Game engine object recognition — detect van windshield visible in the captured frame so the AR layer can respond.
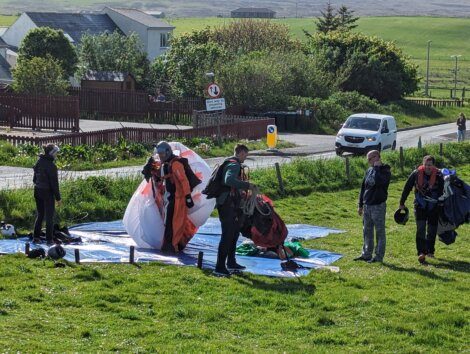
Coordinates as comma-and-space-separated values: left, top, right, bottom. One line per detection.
343, 117, 381, 132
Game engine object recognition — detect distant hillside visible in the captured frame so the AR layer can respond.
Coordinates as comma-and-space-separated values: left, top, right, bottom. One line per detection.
0, 0, 469, 18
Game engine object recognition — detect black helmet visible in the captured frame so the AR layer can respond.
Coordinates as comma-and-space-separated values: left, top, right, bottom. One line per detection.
394, 207, 409, 225
155, 141, 172, 162
47, 244, 66, 260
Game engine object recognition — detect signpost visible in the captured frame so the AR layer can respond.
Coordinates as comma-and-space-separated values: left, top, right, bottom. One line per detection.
204, 82, 224, 145
205, 98, 226, 112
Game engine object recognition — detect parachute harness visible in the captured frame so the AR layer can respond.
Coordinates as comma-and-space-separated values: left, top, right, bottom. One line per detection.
242, 186, 272, 217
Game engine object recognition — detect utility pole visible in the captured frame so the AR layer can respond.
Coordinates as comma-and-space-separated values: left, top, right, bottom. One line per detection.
425, 40, 431, 96
295, 1, 298, 18
450, 55, 461, 98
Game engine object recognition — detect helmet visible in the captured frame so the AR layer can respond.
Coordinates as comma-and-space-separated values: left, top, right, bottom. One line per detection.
394, 207, 409, 225
47, 244, 66, 260
0, 222, 16, 238
155, 141, 172, 162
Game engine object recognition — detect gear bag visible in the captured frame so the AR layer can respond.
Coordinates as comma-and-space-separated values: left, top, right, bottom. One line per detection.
202, 159, 237, 199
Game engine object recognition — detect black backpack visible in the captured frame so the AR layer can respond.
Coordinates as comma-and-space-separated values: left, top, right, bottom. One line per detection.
202, 159, 237, 199
171, 157, 202, 192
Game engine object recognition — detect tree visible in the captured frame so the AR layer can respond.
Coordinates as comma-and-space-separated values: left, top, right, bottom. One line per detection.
316, 1, 340, 34
77, 32, 150, 88
18, 27, 78, 77
12, 56, 69, 95
308, 32, 419, 102
337, 5, 359, 31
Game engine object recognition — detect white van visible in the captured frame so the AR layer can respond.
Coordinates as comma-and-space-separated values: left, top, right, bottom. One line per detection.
335, 113, 397, 156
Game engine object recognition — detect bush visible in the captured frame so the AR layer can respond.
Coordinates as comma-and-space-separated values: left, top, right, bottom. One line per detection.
329, 91, 382, 113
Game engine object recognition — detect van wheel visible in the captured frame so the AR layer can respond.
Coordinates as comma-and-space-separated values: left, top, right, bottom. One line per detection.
392, 141, 397, 151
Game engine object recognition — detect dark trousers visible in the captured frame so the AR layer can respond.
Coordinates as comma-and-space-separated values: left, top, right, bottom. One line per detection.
162, 196, 175, 252
33, 188, 55, 242
415, 206, 438, 255
216, 196, 241, 270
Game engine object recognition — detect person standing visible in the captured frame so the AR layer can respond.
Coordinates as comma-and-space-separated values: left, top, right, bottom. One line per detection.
355, 150, 391, 263
153, 141, 196, 252
33, 144, 61, 245
399, 155, 444, 264
214, 144, 255, 276
457, 112, 466, 142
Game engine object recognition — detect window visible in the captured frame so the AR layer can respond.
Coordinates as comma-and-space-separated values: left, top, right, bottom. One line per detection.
160, 32, 171, 48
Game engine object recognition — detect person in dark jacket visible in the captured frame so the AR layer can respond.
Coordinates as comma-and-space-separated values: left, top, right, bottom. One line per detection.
457, 112, 466, 142
33, 144, 61, 245
214, 144, 255, 276
355, 150, 391, 263
399, 155, 444, 264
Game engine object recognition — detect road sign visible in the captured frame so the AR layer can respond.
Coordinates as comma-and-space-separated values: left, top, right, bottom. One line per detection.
207, 83, 221, 98
206, 98, 226, 111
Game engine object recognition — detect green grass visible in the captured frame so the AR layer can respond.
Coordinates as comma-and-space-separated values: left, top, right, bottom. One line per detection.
0, 163, 468, 352
170, 16, 470, 98
0, 138, 295, 171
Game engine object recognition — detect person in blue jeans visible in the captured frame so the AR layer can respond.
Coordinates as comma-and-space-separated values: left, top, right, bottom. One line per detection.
457, 112, 466, 142
355, 150, 391, 263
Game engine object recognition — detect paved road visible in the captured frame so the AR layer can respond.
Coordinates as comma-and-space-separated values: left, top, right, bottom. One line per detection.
0, 124, 464, 190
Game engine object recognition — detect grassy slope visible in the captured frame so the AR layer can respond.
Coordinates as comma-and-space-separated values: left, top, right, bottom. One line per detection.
170, 16, 470, 96
0, 165, 468, 352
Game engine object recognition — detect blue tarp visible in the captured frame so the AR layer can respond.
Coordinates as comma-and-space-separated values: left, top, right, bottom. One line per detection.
0, 218, 344, 278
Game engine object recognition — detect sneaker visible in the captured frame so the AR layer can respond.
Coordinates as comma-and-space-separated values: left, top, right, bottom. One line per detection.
418, 254, 426, 264
227, 263, 246, 271
367, 258, 382, 263
213, 268, 231, 277
353, 255, 372, 262
32, 238, 42, 244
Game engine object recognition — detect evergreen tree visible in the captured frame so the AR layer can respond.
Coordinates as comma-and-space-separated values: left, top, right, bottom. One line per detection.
337, 5, 359, 31
316, 1, 339, 34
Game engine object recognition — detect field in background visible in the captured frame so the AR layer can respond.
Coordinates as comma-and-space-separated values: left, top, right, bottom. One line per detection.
0, 15, 469, 98
170, 16, 470, 98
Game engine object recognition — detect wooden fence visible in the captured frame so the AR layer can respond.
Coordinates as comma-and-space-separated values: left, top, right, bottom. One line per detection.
0, 118, 274, 147
0, 93, 80, 132
69, 88, 204, 125
405, 98, 464, 108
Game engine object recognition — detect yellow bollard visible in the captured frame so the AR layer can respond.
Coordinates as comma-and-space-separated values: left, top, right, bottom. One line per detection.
267, 124, 278, 150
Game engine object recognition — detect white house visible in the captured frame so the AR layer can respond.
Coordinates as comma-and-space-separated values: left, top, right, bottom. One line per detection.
104, 7, 174, 60
0, 8, 174, 82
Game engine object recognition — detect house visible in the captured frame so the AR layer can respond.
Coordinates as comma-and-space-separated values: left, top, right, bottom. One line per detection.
231, 8, 276, 18
0, 8, 174, 82
81, 70, 137, 91
104, 7, 174, 60
145, 11, 165, 19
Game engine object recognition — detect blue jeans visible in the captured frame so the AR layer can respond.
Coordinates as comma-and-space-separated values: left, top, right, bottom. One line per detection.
457, 130, 466, 142
362, 202, 387, 261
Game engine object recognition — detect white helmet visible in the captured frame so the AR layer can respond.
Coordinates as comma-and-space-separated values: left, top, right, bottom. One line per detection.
0, 222, 16, 238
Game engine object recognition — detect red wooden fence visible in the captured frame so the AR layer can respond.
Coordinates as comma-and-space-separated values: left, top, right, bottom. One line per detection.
0, 119, 274, 147
0, 93, 80, 132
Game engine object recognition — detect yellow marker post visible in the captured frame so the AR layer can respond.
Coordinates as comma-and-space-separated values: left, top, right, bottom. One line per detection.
266, 124, 278, 150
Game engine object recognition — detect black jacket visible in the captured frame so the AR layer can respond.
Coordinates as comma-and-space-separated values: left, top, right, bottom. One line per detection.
359, 164, 391, 207
33, 154, 61, 201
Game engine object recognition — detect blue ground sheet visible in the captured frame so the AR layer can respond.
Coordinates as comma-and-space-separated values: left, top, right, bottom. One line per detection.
0, 218, 344, 278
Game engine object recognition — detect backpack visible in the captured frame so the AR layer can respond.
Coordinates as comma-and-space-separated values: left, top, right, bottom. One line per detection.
170, 157, 202, 192
202, 159, 237, 199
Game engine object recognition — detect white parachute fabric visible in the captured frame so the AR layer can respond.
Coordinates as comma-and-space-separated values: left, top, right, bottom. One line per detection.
123, 142, 215, 249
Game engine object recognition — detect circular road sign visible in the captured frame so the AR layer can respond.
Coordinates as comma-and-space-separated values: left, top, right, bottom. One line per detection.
207, 83, 221, 98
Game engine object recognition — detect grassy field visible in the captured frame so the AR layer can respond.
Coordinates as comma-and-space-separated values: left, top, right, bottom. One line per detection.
169, 16, 470, 98
0, 15, 468, 97
0, 162, 468, 352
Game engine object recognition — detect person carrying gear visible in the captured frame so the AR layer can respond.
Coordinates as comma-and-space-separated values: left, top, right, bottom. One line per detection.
152, 141, 196, 252
32, 144, 62, 245
214, 144, 256, 277
355, 150, 391, 263
399, 155, 444, 264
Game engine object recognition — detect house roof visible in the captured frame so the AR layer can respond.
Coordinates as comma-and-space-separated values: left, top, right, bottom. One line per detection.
0, 55, 12, 82
25, 12, 120, 43
231, 8, 276, 13
83, 70, 134, 82
106, 8, 174, 29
